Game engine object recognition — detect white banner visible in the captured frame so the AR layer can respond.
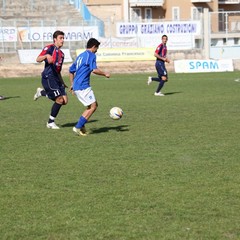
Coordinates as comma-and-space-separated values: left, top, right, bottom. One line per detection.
18, 26, 99, 42
174, 59, 234, 73
76, 48, 155, 62
18, 49, 73, 64
139, 34, 195, 50
0, 27, 18, 42
98, 37, 138, 48
116, 21, 201, 37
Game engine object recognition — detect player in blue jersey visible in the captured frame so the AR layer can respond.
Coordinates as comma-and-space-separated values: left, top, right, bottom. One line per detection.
147, 35, 170, 96
33, 30, 68, 129
69, 38, 110, 136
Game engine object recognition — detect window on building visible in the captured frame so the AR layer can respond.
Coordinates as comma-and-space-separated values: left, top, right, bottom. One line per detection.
218, 9, 225, 32
191, 7, 202, 20
145, 8, 152, 22
131, 8, 141, 22
172, 7, 180, 21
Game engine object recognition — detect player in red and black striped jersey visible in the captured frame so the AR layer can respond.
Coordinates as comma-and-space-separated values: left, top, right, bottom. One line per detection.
34, 30, 68, 129
147, 35, 170, 96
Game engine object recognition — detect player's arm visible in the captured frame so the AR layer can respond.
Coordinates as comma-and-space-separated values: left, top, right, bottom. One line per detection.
92, 68, 110, 78
69, 72, 74, 88
58, 73, 68, 88
69, 72, 75, 94
36, 54, 53, 63
154, 52, 170, 63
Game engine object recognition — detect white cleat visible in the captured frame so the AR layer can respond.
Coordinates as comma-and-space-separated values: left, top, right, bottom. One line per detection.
34, 87, 43, 101
154, 92, 165, 96
46, 122, 60, 129
147, 76, 152, 85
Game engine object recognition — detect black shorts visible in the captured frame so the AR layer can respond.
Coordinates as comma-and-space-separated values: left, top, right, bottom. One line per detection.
155, 61, 168, 80
41, 73, 66, 100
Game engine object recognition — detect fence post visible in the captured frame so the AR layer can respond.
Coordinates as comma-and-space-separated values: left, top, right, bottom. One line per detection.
203, 8, 210, 59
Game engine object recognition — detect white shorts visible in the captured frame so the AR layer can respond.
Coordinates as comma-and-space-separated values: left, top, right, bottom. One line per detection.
74, 87, 96, 106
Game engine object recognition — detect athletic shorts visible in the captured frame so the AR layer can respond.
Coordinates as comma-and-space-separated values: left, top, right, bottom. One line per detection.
41, 73, 66, 100
155, 61, 168, 80
74, 87, 96, 106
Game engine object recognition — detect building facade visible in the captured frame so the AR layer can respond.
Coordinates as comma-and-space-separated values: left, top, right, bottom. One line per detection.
83, 0, 240, 22
83, 0, 240, 47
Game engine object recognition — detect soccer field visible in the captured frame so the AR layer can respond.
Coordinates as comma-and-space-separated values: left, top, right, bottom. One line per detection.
1, 71, 240, 239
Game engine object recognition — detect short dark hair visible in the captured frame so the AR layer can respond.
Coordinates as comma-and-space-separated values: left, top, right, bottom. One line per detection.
53, 30, 65, 39
86, 38, 100, 48
162, 34, 168, 39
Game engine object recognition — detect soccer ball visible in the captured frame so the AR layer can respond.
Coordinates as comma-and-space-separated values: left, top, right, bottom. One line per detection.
109, 107, 123, 120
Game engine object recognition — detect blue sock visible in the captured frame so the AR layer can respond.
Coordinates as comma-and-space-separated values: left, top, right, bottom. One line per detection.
76, 116, 87, 129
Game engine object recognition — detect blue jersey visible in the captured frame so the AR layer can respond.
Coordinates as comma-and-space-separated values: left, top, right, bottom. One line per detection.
69, 50, 97, 91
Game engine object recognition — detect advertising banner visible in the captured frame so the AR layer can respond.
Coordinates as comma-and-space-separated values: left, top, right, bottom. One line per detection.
0, 27, 18, 42
98, 37, 138, 48
174, 59, 234, 73
116, 21, 201, 37
18, 26, 99, 42
139, 34, 195, 50
18, 49, 73, 63
76, 48, 155, 62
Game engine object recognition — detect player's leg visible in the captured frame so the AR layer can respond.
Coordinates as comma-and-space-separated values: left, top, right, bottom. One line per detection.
42, 76, 67, 129
155, 78, 166, 96
155, 65, 168, 96
33, 87, 46, 100
147, 61, 161, 85
82, 101, 98, 120
73, 88, 97, 136
47, 96, 64, 129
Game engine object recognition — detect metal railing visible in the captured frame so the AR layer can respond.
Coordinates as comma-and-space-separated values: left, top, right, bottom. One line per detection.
1, 9, 240, 53
69, 0, 104, 36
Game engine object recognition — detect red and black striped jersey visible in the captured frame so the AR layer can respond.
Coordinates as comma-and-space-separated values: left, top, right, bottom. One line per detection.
38, 44, 64, 74
155, 43, 167, 61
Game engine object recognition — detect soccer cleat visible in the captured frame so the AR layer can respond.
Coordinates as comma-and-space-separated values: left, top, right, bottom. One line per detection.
73, 127, 87, 136
34, 87, 43, 101
147, 76, 152, 85
154, 92, 165, 96
46, 122, 60, 129
80, 126, 88, 134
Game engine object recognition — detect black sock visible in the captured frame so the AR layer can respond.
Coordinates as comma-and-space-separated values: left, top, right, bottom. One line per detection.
152, 77, 161, 82
41, 90, 46, 97
48, 102, 62, 123
156, 80, 165, 93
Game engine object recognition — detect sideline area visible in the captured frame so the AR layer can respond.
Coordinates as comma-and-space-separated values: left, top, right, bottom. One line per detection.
0, 53, 163, 78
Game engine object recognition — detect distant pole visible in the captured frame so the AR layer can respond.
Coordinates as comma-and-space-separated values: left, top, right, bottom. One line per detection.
2, 0, 6, 14
123, 0, 129, 22
30, 0, 33, 11
203, 8, 210, 59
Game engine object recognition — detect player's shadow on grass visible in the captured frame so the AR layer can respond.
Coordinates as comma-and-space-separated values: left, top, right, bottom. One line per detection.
61, 119, 98, 128
0, 96, 20, 100
164, 91, 182, 95
90, 125, 129, 134
164, 92, 182, 95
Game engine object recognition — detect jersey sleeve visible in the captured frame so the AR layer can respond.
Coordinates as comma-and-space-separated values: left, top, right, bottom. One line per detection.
69, 61, 76, 74
38, 45, 52, 57
90, 55, 97, 71
155, 43, 163, 55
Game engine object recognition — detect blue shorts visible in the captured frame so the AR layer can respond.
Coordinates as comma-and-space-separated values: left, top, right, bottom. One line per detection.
155, 61, 168, 80
41, 73, 66, 100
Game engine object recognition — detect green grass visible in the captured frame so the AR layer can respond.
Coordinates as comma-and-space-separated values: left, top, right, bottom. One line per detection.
1, 71, 240, 240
